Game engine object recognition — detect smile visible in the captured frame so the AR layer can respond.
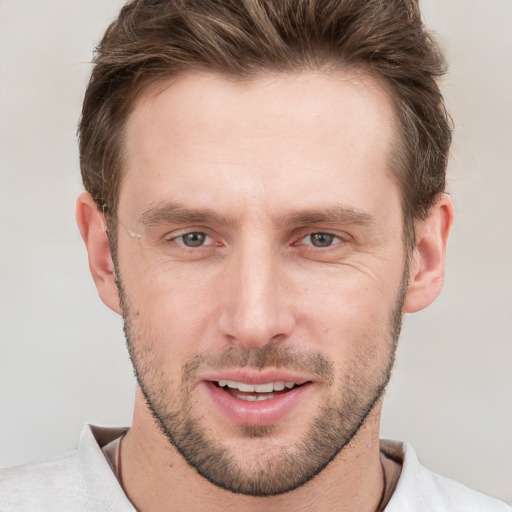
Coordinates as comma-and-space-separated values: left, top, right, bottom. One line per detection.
216, 380, 302, 402
205, 377, 311, 425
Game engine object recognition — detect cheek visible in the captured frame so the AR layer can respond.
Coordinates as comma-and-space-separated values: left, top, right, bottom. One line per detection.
295, 266, 401, 353
120, 260, 223, 358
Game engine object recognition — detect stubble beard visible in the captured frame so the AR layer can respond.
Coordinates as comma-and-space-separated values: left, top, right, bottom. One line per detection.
116, 270, 407, 497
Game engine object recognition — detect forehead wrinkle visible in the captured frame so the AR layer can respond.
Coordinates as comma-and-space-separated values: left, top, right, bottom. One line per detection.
139, 201, 242, 228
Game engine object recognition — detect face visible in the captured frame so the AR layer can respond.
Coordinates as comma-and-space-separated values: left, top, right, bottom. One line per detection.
115, 71, 408, 496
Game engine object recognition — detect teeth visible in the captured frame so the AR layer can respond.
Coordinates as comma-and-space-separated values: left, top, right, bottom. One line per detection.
254, 382, 273, 393
237, 394, 273, 401
218, 380, 297, 392
238, 382, 254, 392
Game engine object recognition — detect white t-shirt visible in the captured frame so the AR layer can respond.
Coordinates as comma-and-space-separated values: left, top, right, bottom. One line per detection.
0, 424, 510, 511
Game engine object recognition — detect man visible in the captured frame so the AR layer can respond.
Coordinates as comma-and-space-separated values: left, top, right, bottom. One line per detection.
0, 0, 510, 510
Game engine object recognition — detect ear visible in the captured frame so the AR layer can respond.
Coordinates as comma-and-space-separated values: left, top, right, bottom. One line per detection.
76, 192, 122, 315
403, 194, 454, 314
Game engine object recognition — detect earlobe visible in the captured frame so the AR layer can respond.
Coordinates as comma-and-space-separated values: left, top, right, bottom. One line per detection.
76, 192, 122, 315
403, 194, 454, 314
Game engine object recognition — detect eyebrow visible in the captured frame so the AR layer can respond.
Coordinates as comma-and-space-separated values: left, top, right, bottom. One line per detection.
138, 201, 375, 229
139, 202, 241, 228
274, 206, 375, 228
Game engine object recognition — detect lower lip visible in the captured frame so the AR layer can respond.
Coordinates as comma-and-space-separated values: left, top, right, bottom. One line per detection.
203, 381, 312, 426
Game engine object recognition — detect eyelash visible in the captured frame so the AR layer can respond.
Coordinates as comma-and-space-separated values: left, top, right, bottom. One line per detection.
298, 232, 345, 249
166, 231, 347, 250
167, 232, 215, 248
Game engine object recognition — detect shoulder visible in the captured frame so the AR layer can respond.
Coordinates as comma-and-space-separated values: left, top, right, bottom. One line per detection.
0, 451, 86, 511
381, 440, 512, 512
0, 424, 133, 512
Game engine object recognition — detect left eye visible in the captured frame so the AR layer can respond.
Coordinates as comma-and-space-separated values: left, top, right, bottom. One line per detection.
173, 232, 211, 248
302, 232, 340, 248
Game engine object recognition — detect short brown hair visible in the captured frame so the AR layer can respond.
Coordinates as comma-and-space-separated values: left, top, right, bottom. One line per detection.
78, 0, 451, 248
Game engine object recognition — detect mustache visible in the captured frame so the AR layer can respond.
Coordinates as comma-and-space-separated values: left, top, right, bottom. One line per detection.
182, 344, 335, 385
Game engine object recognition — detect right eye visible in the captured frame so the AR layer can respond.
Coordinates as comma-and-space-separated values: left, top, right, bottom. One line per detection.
171, 232, 212, 248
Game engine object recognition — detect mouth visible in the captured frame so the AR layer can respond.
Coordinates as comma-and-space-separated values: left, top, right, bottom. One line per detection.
203, 376, 313, 426
214, 380, 306, 402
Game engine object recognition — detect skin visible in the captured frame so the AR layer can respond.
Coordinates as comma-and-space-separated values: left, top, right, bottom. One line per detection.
77, 70, 453, 512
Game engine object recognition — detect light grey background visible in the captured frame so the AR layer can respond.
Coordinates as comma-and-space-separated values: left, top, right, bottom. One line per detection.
1, 0, 511, 504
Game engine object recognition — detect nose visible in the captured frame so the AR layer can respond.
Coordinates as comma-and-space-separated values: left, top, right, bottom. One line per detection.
218, 238, 296, 349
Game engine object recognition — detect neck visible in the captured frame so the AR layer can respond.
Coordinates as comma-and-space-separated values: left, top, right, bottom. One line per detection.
120, 388, 385, 512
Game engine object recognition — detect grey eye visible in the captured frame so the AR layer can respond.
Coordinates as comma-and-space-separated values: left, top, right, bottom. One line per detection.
180, 232, 207, 247
309, 233, 335, 247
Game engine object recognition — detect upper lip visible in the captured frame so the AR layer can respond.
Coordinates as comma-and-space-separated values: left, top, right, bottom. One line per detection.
200, 369, 313, 386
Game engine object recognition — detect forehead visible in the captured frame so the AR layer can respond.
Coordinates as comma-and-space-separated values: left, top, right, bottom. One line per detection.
119, 70, 399, 223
